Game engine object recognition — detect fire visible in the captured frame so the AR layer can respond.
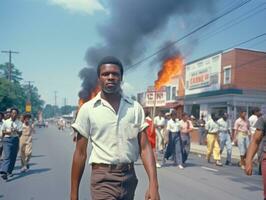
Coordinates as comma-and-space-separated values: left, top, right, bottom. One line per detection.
78, 85, 100, 107
155, 56, 184, 90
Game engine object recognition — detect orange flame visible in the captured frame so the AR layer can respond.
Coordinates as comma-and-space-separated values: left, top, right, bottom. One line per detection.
155, 56, 184, 90
78, 85, 101, 108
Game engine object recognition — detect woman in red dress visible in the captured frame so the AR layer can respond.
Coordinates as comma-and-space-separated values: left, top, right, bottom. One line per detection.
145, 110, 161, 168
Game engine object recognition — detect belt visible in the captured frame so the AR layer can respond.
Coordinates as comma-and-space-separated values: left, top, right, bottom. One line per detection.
91, 162, 134, 171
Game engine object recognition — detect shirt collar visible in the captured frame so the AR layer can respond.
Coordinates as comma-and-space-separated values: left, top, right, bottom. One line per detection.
93, 91, 133, 107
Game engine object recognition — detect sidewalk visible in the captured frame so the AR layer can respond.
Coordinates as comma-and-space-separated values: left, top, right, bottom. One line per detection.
190, 142, 240, 161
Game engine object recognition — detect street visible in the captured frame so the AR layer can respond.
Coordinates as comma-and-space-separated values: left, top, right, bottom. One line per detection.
0, 125, 263, 200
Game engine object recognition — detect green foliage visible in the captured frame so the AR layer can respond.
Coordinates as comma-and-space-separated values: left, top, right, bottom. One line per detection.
0, 63, 23, 83
0, 63, 44, 117
43, 104, 77, 119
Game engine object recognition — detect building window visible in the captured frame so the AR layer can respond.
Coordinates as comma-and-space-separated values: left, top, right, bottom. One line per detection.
224, 65, 231, 84
171, 87, 176, 100
166, 86, 171, 101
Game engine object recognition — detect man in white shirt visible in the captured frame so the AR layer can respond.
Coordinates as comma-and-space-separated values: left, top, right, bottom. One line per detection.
217, 113, 232, 165
0, 108, 23, 180
71, 56, 160, 200
154, 111, 166, 153
163, 110, 184, 169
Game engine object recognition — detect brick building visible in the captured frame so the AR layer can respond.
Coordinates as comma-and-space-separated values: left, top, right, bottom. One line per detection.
184, 48, 266, 128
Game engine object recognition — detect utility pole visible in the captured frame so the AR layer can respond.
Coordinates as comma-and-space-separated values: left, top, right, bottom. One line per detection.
1, 50, 19, 82
25, 81, 34, 101
54, 91, 58, 107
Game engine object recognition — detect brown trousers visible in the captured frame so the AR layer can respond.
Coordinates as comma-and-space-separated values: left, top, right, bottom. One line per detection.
20, 135, 32, 167
90, 165, 138, 200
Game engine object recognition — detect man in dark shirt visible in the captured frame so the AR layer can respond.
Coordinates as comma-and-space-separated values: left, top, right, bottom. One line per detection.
245, 116, 266, 200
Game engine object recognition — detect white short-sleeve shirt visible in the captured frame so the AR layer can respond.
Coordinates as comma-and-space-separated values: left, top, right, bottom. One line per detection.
1, 118, 23, 137
166, 118, 180, 133
72, 92, 148, 164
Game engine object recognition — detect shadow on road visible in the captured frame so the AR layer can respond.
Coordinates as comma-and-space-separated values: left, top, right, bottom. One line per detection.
14, 163, 38, 171
31, 154, 46, 158
0, 195, 4, 199
7, 168, 51, 182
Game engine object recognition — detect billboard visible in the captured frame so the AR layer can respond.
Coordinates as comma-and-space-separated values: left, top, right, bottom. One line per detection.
185, 53, 221, 95
145, 86, 166, 107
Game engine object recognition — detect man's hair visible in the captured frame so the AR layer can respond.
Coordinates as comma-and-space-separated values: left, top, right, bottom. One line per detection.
10, 107, 19, 114
97, 56, 124, 78
252, 107, 260, 114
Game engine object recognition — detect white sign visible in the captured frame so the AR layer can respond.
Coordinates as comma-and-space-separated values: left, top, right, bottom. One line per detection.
185, 53, 221, 95
145, 91, 166, 107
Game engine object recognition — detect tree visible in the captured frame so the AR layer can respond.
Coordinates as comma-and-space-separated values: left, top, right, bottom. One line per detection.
0, 62, 44, 117
0, 63, 23, 83
60, 105, 77, 115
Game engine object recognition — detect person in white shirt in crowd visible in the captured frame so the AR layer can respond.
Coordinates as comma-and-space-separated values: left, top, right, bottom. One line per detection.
20, 113, 35, 172
154, 111, 166, 153
217, 113, 232, 165
249, 107, 261, 141
163, 110, 184, 169
206, 113, 223, 166
179, 113, 193, 165
0, 112, 4, 161
0, 108, 23, 180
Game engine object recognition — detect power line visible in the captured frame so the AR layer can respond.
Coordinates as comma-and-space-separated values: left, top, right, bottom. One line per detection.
126, 0, 253, 72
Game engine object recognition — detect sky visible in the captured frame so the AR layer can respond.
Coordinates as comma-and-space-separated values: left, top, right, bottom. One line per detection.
0, 0, 266, 107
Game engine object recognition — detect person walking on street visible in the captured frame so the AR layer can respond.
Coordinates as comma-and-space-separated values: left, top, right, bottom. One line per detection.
145, 110, 161, 168
0, 108, 23, 180
163, 110, 184, 169
154, 111, 166, 153
198, 114, 206, 145
234, 110, 250, 169
179, 113, 193, 165
206, 113, 223, 166
71, 56, 160, 200
245, 115, 266, 200
20, 113, 34, 172
217, 113, 232, 165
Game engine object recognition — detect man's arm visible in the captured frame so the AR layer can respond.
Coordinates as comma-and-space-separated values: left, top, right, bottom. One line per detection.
245, 130, 263, 176
138, 130, 160, 200
71, 132, 88, 200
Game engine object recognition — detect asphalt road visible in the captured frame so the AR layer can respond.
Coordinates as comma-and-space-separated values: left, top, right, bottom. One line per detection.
0, 125, 263, 200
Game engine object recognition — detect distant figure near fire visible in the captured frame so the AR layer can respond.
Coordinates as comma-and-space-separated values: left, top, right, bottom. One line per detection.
71, 56, 160, 200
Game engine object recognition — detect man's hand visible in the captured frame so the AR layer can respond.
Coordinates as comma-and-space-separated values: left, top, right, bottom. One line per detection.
145, 184, 160, 200
245, 160, 253, 176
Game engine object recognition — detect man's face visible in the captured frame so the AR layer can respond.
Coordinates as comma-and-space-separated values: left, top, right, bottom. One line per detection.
99, 64, 122, 94
4, 112, 10, 120
10, 110, 18, 120
240, 112, 246, 118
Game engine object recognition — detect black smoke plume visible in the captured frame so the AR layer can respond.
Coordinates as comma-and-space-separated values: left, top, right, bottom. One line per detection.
79, 0, 215, 100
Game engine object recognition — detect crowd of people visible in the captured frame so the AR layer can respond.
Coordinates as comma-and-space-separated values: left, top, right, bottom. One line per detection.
0, 108, 35, 181
144, 107, 264, 171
